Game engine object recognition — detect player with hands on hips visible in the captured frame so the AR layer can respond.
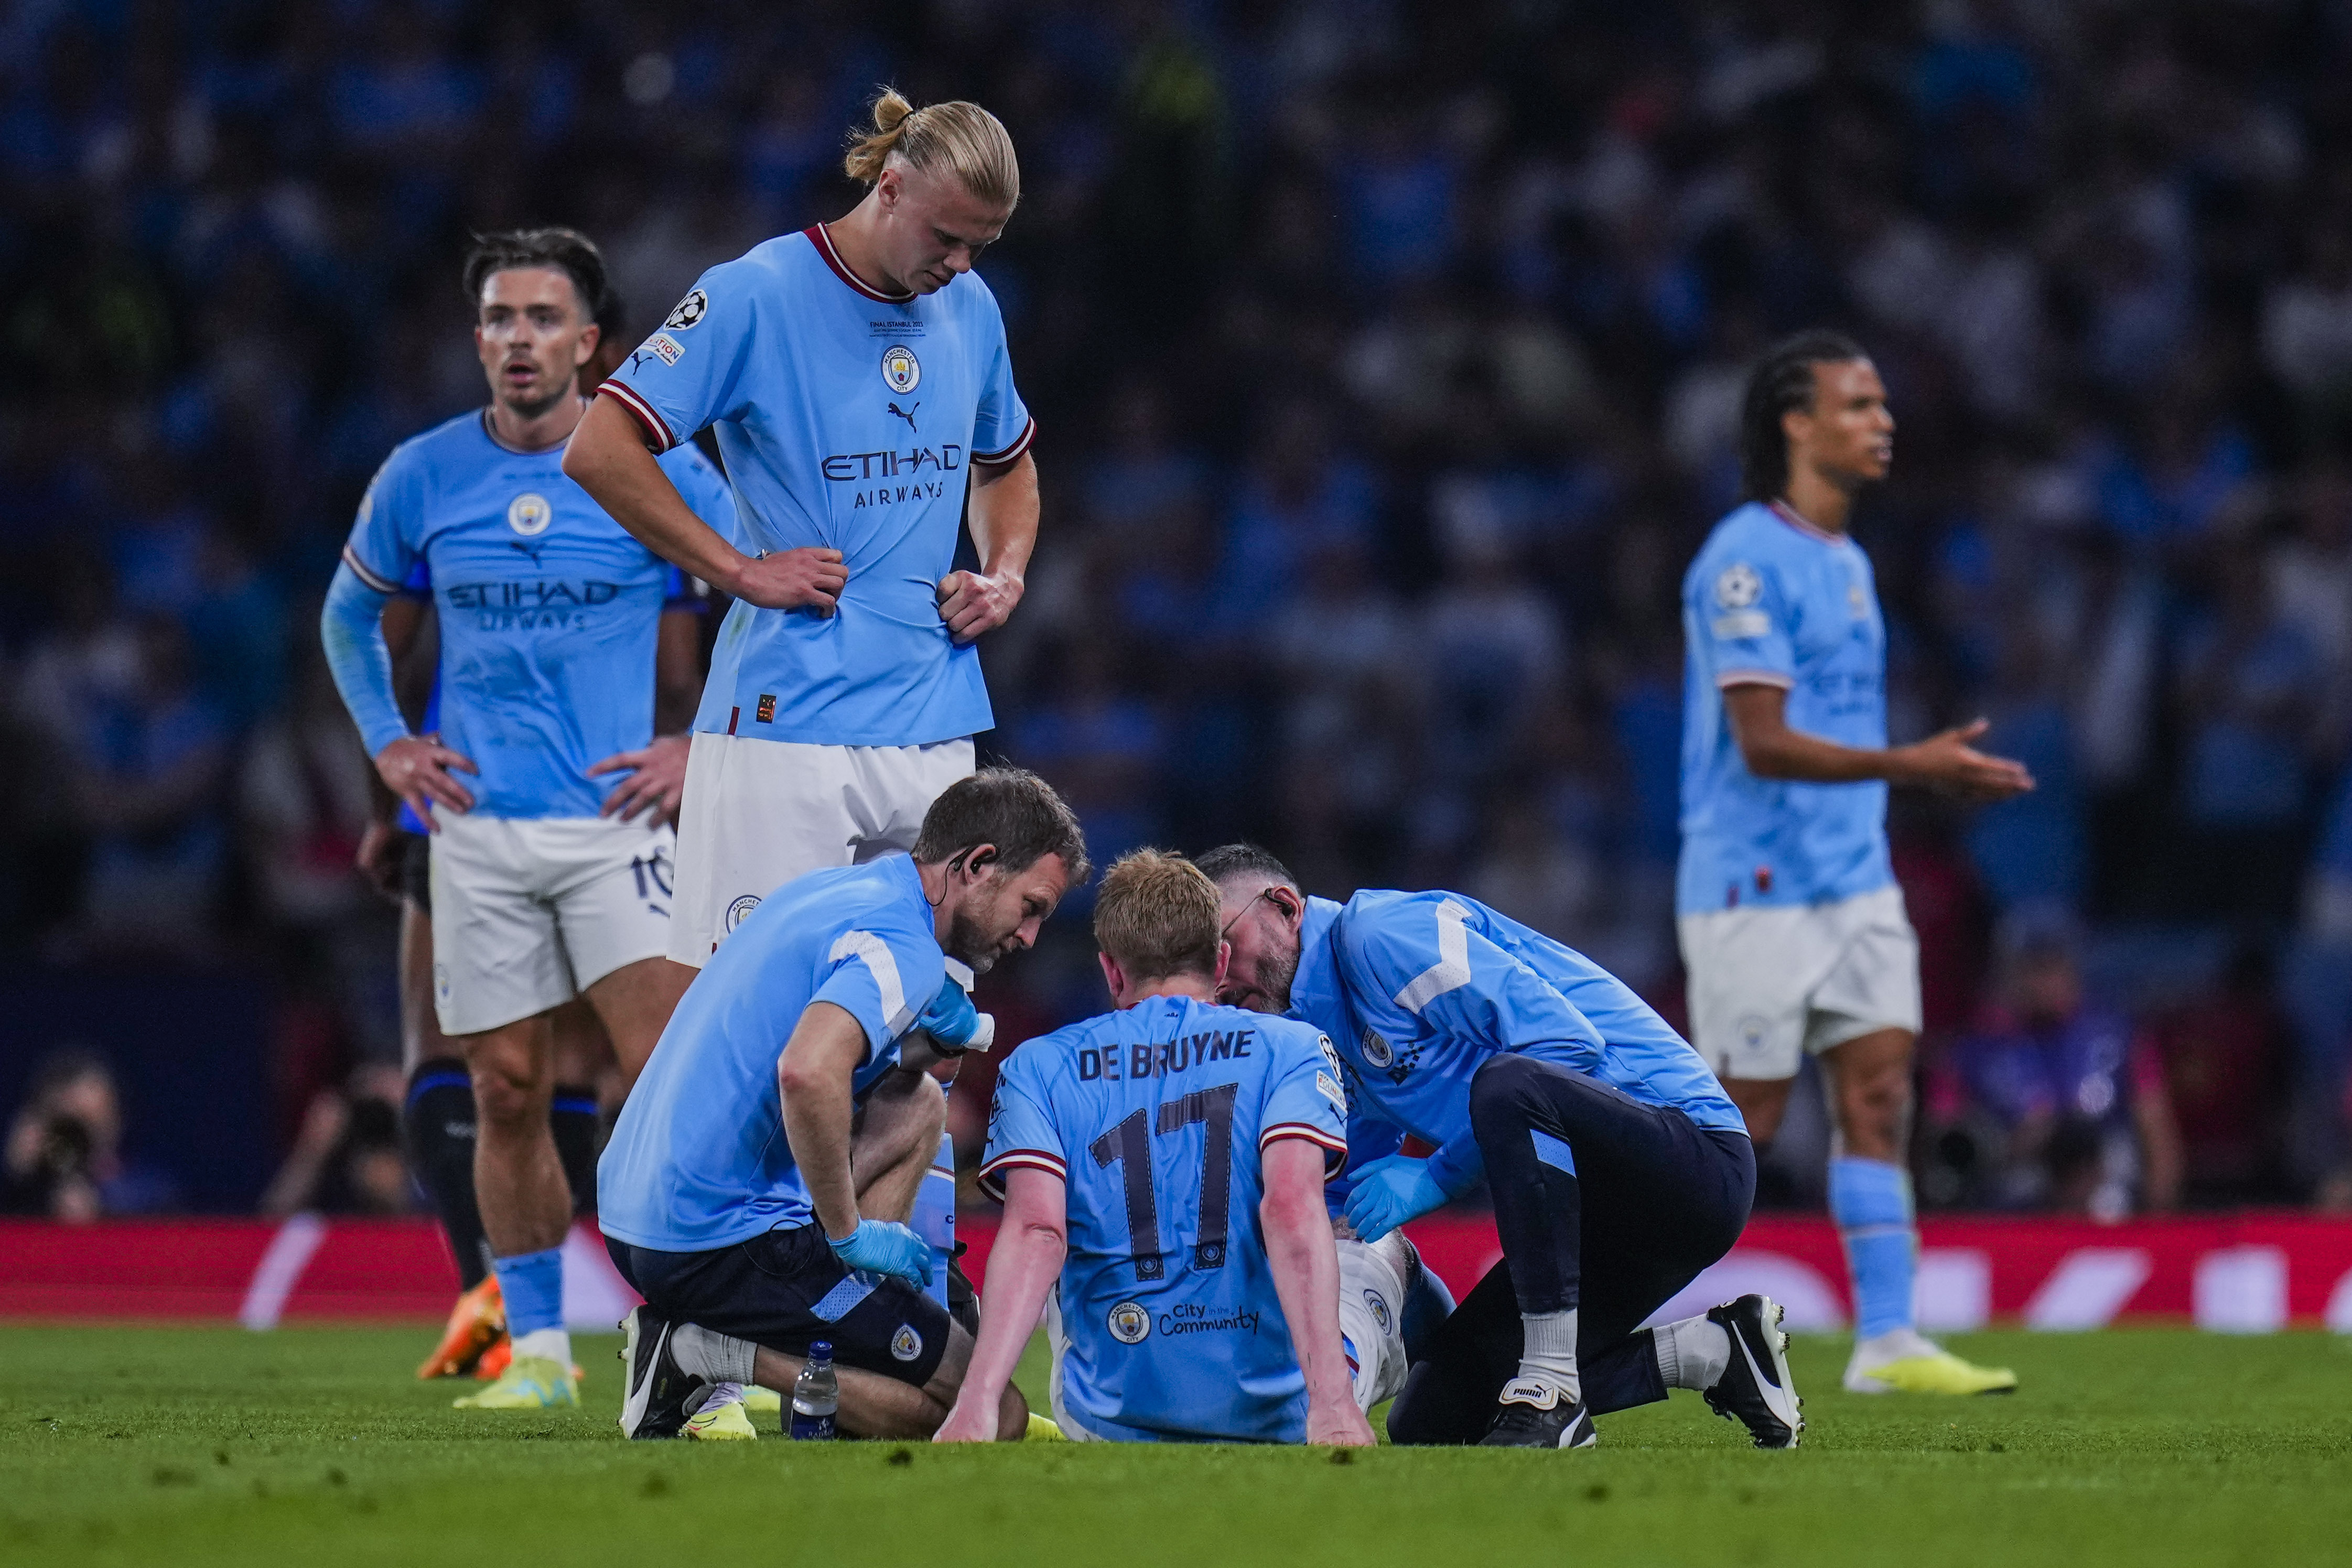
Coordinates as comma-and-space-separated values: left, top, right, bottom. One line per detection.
319, 229, 733, 1414
563, 90, 1040, 975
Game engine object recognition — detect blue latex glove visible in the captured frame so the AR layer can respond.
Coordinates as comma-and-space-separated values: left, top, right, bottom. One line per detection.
828, 1218, 933, 1289
1342, 1154, 1449, 1242
914, 975, 989, 1053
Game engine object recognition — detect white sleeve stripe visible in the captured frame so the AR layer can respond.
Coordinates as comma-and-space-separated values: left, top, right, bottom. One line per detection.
829, 931, 911, 1035
1715, 669, 1794, 689
340, 546, 403, 596
972, 415, 1036, 466
1395, 898, 1473, 1013
598, 379, 676, 452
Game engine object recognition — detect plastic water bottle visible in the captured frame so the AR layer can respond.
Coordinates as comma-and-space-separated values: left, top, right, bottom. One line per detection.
790, 1342, 838, 1440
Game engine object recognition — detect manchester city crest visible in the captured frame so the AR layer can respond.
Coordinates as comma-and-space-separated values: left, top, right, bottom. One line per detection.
1365, 1289, 1393, 1335
1360, 1028, 1394, 1069
890, 1324, 923, 1361
507, 493, 552, 536
725, 894, 762, 932
880, 343, 921, 394
1108, 1300, 1151, 1344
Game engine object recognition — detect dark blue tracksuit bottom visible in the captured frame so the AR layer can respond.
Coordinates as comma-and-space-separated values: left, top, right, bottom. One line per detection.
1387, 1054, 1755, 1444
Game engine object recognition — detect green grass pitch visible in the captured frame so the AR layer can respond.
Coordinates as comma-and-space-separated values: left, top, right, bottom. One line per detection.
4, 1325, 2349, 1567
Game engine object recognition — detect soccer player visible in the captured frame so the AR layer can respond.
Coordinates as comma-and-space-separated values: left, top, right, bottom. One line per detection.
320, 228, 736, 1412
1205, 846, 1801, 1452
1678, 331, 2033, 1396
563, 90, 1038, 972
364, 559, 708, 1385
603, 770, 1085, 1441
936, 850, 1373, 1446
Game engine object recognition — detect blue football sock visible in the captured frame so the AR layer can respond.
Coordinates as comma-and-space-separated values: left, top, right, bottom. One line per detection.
1828, 1156, 1914, 1342
490, 1246, 566, 1340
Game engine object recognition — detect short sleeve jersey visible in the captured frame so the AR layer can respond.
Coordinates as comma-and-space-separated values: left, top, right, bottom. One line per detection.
342, 410, 736, 820
598, 225, 1035, 749
1287, 891, 1744, 1194
386, 556, 712, 836
1678, 500, 1894, 914
597, 855, 945, 1252
979, 995, 1348, 1444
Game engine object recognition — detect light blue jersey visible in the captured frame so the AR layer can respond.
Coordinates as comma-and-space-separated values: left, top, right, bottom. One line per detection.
979, 994, 1347, 1444
598, 855, 944, 1252
1288, 891, 1745, 1197
341, 409, 736, 820
1678, 500, 1894, 913
598, 224, 1035, 749
386, 558, 709, 836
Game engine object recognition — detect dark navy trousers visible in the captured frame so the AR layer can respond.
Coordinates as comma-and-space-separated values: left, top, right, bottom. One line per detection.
1387, 1054, 1754, 1444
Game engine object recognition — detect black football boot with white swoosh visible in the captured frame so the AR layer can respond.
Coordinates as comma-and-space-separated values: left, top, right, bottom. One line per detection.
1703, 1294, 1804, 1449
617, 1306, 711, 1441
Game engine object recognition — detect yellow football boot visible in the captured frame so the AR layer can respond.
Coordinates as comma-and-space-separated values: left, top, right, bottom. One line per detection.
683, 1398, 760, 1440
452, 1353, 580, 1409
1844, 1330, 2017, 1396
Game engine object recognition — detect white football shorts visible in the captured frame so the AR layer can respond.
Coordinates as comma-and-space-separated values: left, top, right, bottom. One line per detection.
666, 731, 976, 967
1337, 1234, 1411, 1413
1677, 883, 1923, 1083
428, 812, 678, 1036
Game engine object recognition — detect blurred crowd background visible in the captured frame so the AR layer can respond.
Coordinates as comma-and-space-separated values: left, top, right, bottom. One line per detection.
7, 0, 2352, 1222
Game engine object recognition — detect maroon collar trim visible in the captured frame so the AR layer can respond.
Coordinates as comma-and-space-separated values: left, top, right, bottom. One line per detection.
1768, 501, 1847, 545
804, 223, 915, 304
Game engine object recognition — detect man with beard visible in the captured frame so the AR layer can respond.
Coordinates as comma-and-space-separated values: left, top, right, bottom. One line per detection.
601, 770, 1087, 1440
1201, 845, 1800, 1453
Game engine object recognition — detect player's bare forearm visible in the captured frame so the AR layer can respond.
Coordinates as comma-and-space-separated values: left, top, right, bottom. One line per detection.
1261, 1140, 1375, 1446
938, 452, 1035, 643
565, 395, 750, 590
968, 451, 1038, 583
936, 1167, 1064, 1443
776, 1002, 871, 1240
1723, 682, 2034, 799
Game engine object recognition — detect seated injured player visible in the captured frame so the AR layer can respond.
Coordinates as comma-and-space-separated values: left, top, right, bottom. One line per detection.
599, 769, 1088, 1439
937, 849, 1376, 1446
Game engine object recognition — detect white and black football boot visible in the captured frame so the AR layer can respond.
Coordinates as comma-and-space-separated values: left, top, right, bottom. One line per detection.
618, 1306, 711, 1441
1477, 1377, 1598, 1450
1703, 1294, 1804, 1449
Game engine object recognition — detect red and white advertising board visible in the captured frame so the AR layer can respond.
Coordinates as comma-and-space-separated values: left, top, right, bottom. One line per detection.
7, 1212, 2352, 1333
